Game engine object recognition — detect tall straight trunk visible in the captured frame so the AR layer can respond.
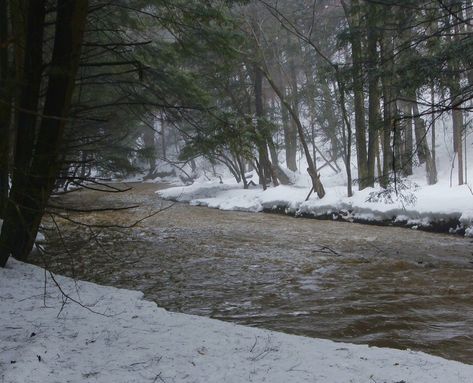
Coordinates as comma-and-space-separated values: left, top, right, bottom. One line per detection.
452, 101, 464, 185
143, 127, 156, 172
319, 72, 340, 167
447, 12, 464, 185
160, 113, 167, 159
254, 64, 272, 189
342, 0, 368, 189
444, 6, 464, 185
9, 0, 45, 199
0, 0, 89, 266
0, 0, 46, 266
280, 101, 297, 170
404, 109, 413, 176
410, 92, 437, 184
380, 30, 394, 188
0, 0, 10, 216
431, 85, 437, 183
8, 0, 27, 172
465, 1, 473, 86
366, 1, 380, 186
336, 74, 353, 197
284, 40, 298, 172
399, 99, 413, 176
453, 20, 464, 185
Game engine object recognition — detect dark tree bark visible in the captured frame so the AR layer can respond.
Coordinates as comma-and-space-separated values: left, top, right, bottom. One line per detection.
254, 64, 273, 189
0, 0, 46, 265
342, 0, 368, 190
410, 93, 437, 184
0, 0, 10, 217
366, 2, 381, 186
284, 39, 299, 172
0, 0, 89, 267
380, 29, 394, 188
336, 73, 353, 197
399, 99, 413, 176
450, 19, 464, 185
143, 126, 156, 173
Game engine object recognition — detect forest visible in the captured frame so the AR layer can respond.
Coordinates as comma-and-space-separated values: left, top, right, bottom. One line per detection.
1, 1, 473, 382
0, 0, 472, 265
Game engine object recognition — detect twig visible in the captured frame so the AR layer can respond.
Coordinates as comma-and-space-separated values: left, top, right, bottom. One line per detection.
47, 269, 113, 317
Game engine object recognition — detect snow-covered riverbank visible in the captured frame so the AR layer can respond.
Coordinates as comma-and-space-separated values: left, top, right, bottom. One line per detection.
1, 259, 472, 382
157, 172, 473, 236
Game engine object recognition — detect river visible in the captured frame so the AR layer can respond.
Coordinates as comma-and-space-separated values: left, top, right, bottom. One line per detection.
35, 182, 473, 364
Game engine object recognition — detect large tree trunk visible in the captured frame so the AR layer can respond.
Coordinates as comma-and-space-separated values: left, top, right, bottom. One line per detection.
451, 23, 464, 185
430, 85, 438, 184
366, 1, 380, 187
0, 0, 10, 217
280, 100, 296, 170
380, 29, 394, 188
0, 0, 89, 267
452, 98, 464, 185
254, 64, 273, 189
283, 32, 298, 172
445, 6, 464, 185
342, 0, 368, 190
0, 0, 46, 266
398, 99, 413, 176
336, 74, 353, 197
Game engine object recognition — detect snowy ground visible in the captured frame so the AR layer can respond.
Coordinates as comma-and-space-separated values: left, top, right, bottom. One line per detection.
151, 116, 473, 235
1, 259, 472, 383
157, 168, 473, 236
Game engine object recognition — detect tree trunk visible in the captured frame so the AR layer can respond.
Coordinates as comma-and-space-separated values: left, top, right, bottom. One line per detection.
254, 64, 272, 189
283, 33, 298, 172
280, 101, 296, 170
399, 99, 413, 176
143, 127, 156, 173
380, 30, 394, 188
430, 85, 437, 184
160, 113, 166, 160
0, 0, 46, 266
342, 0, 368, 190
268, 136, 290, 185
0, 0, 89, 266
319, 72, 340, 168
446, 6, 464, 185
366, 1, 380, 187
0, 0, 10, 217
336, 73, 353, 197
411, 93, 437, 184
264, 70, 325, 198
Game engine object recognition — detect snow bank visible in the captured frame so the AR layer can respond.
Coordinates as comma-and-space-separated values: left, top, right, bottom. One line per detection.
158, 176, 473, 236
1, 259, 472, 383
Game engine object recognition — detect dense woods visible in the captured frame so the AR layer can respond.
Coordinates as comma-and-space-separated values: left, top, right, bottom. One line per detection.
0, 0, 472, 266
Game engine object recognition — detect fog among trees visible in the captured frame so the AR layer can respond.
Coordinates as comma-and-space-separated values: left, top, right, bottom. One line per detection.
1, 0, 472, 266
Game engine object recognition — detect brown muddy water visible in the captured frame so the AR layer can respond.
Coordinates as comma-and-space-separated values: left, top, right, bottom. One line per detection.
34, 182, 473, 364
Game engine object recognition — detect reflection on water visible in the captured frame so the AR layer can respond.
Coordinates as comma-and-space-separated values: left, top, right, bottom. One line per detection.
35, 183, 473, 364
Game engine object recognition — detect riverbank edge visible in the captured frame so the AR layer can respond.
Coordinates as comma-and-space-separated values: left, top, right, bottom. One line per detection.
264, 204, 467, 236
162, 196, 469, 236
2, 258, 473, 383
